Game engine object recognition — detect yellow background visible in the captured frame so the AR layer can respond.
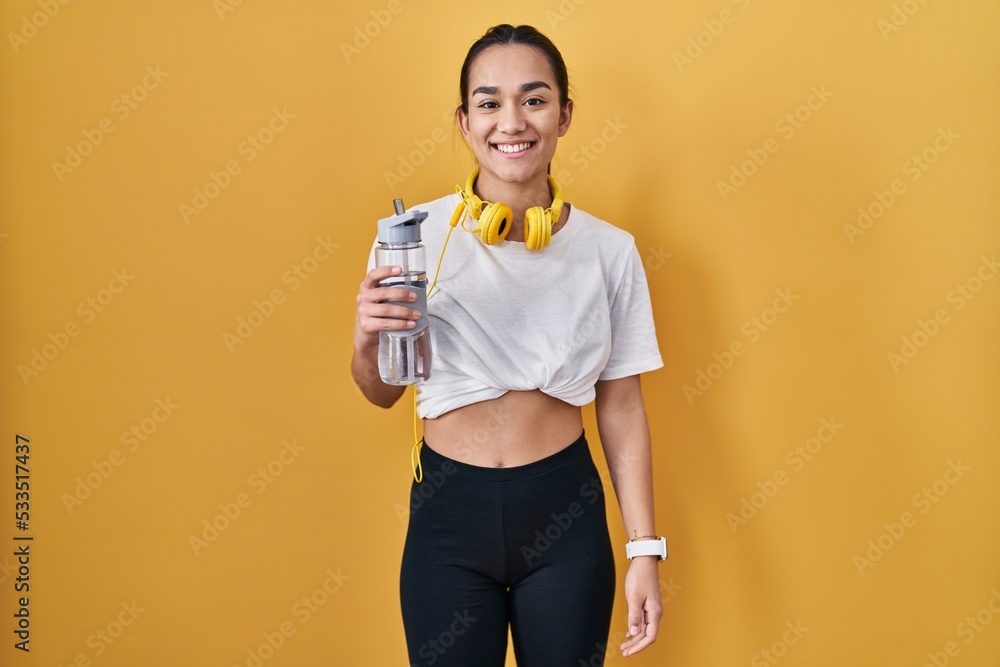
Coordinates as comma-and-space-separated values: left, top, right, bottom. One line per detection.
2, 0, 998, 665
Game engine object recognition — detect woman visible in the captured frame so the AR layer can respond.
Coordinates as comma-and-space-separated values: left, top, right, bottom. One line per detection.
352, 24, 665, 666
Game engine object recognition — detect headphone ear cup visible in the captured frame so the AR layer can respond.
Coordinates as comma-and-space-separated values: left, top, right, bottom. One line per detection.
478, 202, 513, 245
523, 206, 552, 251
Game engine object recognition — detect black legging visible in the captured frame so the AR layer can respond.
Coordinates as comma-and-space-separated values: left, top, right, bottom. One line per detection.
399, 431, 616, 666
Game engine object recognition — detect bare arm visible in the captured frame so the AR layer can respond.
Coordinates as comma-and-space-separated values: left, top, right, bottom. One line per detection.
351, 265, 422, 409
595, 374, 656, 538
594, 374, 663, 658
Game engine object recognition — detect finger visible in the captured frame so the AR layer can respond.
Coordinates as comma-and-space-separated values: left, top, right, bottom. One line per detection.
620, 606, 661, 657
623, 620, 657, 656
361, 265, 402, 289
619, 605, 645, 646
619, 616, 646, 648
366, 285, 420, 304
619, 629, 645, 656
361, 302, 422, 320
642, 611, 660, 644
622, 634, 654, 657
359, 305, 422, 329
626, 604, 643, 640
619, 626, 648, 657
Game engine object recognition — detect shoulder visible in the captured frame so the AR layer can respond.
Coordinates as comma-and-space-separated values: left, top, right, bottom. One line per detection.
564, 203, 638, 261
568, 204, 635, 242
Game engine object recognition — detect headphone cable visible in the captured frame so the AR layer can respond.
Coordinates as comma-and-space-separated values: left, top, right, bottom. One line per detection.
410, 196, 465, 483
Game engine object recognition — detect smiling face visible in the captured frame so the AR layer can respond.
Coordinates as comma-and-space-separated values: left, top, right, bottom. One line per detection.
457, 43, 573, 190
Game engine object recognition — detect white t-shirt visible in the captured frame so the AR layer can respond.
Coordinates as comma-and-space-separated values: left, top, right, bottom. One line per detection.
368, 191, 663, 419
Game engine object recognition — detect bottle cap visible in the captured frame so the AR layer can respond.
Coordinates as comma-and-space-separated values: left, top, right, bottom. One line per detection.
377, 198, 428, 244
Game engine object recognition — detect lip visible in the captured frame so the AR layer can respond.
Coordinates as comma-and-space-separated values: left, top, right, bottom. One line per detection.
490, 141, 537, 158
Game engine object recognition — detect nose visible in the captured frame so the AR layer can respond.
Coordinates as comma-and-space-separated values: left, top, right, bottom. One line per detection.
496, 103, 527, 134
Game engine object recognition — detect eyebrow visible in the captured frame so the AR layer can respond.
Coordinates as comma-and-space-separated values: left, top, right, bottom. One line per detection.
472, 81, 552, 96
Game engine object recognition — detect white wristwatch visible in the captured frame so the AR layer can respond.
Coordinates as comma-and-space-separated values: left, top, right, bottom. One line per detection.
625, 536, 668, 560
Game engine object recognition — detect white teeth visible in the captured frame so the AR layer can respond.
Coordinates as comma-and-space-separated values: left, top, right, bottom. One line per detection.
494, 142, 533, 154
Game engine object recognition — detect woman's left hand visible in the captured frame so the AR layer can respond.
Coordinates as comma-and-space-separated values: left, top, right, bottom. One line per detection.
619, 556, 663, 657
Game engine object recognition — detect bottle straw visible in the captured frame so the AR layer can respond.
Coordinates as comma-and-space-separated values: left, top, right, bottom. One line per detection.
393, 198, 416, 382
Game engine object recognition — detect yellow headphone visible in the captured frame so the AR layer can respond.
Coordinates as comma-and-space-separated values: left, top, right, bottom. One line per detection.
450, 166, 565, 251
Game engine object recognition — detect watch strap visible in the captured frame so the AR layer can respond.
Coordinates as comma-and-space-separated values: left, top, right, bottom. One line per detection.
625, 536, 667, 560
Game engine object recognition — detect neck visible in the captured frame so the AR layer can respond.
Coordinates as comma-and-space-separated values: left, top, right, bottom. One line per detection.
474, 169, 554, 240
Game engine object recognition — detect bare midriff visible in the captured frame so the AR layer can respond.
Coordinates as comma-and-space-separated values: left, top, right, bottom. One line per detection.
421, 390, 584, 468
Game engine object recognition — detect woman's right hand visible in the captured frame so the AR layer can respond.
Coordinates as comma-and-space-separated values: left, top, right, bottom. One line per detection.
352, 265, 421, 407
353, 265, 423, 350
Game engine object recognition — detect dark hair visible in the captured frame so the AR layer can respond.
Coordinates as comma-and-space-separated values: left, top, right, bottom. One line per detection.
458, 24, 570, 115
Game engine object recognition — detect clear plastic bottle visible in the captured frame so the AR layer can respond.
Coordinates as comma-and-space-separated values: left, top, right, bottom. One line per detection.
375, 198, 431, 385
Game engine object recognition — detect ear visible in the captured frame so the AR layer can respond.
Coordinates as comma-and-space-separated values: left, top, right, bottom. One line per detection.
456, 107, 472, 143
557, 99, 574, 138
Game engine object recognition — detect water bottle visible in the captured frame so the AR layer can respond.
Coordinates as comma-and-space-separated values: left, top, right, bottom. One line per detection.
376, 198, 431, 385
